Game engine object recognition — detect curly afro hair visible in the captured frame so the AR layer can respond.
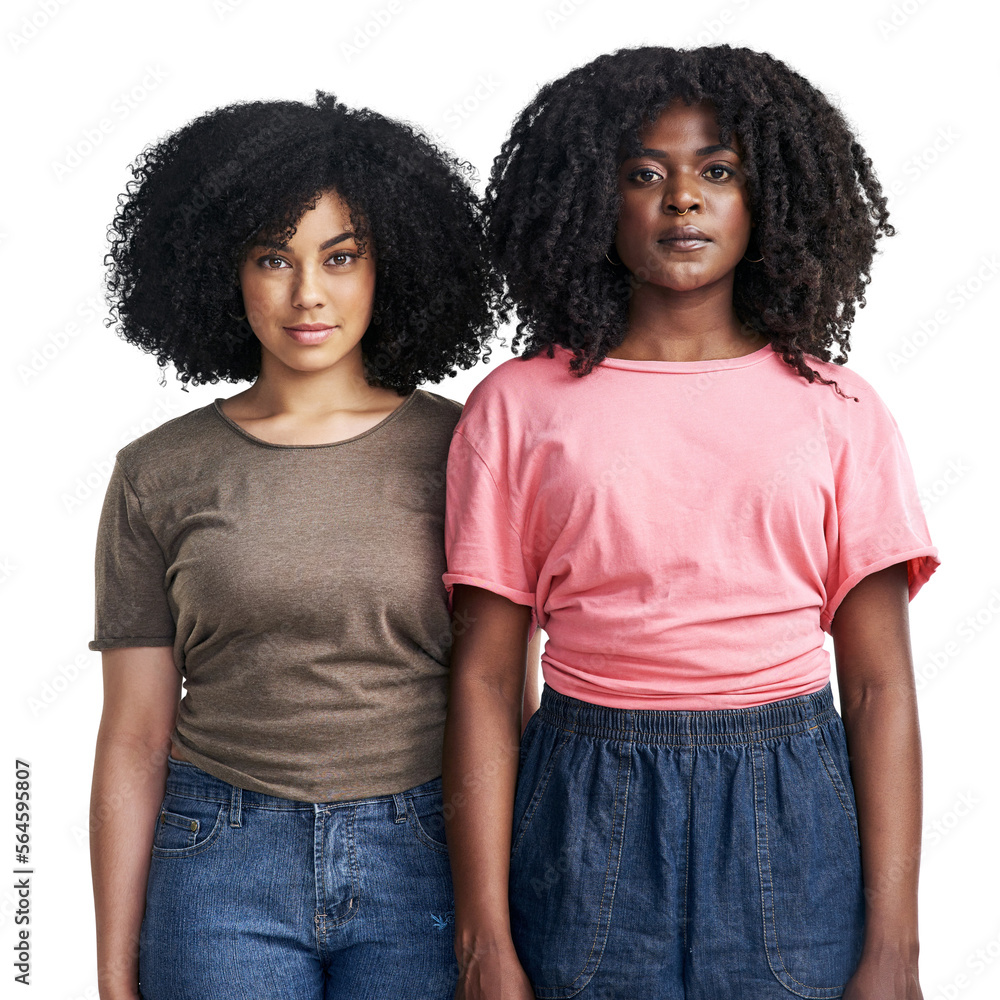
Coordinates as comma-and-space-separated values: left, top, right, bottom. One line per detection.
485, 44, 895, 398
106, 92, 502, 394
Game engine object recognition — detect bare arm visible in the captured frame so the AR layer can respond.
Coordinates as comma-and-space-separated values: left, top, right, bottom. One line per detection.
444, 584, 535, 998
521, 626, 542, 734
91, 647, 181, 1000
832, 562, 923, 1000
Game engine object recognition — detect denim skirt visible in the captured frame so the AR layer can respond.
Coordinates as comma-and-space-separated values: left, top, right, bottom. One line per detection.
508, 682, 865, 999
138, 758, 457, 999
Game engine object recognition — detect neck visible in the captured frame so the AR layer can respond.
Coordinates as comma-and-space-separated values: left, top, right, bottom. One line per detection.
612, 275, 765, 362
239, 347, 400, 417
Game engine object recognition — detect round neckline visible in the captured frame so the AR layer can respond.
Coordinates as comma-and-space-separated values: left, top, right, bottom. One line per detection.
556, 342, 775, 373
211, 389, 421, 450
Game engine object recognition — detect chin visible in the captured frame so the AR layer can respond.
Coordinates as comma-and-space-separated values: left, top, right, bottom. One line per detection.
650, 275, 714, 293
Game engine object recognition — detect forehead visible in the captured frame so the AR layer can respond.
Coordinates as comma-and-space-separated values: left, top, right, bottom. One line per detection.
623, 99, 741, 158
289, 190, 354, 231
250, 188, 359, 248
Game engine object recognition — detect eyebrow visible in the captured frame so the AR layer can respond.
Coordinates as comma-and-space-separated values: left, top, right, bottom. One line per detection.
256, 232, 356, 253
318, 232, 356, 251
636, 143, 739, 158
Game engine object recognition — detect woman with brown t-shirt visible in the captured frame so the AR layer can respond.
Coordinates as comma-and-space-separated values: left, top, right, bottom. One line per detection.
88, 94, 539, 1000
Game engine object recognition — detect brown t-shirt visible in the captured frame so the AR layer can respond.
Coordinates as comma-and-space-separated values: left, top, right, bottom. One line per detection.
89, 389, 462, 802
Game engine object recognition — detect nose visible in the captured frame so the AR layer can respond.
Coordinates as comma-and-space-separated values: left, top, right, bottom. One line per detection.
662, 170, 700, 216
291, 262, 325, 310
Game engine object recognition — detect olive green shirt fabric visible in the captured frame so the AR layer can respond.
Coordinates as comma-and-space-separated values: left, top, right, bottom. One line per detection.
89, 389, 462, 802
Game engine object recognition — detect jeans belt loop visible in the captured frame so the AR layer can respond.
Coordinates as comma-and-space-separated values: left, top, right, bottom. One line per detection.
229, 785, 242, 828
392, 792, 407, 824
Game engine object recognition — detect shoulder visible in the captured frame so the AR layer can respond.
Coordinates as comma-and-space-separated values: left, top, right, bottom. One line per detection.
774, 350, 899, 429
411, 387, 463, 428
776, 353, 909, 474
797, 351, 882, 400
458, 347, 568, 422
114, 401, 222, 483
397, 389, 464, 450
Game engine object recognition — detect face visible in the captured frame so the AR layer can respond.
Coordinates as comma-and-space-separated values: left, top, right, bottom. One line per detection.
237, 189, 376, 378
615, 99, 752, 294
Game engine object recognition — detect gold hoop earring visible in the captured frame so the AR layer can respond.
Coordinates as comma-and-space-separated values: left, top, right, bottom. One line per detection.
605, 248, 622, 266
742, 252, 764, 263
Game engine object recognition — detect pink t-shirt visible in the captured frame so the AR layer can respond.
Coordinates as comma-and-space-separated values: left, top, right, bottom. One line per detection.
442, 342, 940, 709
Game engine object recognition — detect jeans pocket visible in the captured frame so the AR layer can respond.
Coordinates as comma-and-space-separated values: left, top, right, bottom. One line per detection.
751, 726, 865, 998
510, 719, 571, 861
813, 720, 860, 845
406, 780, 449, 856
151, 792, 226, 859
508, 734, 630, 999
519, 710, 543, 769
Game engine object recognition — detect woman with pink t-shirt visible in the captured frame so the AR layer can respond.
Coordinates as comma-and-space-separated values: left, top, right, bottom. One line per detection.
441, 46, 938, 1000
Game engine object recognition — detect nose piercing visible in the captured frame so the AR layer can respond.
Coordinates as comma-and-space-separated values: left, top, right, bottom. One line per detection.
675, 207, 692, 216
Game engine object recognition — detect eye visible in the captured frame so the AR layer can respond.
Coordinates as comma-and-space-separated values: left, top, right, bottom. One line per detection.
626, 166, 662, 184
704, 164, 736, 181
256, 254, 288, 269
327, 251, 359, 267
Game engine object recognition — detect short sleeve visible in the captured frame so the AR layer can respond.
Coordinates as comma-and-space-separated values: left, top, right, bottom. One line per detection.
88, 459, 176, 651
821, 405, 940, 633
442, 429, 537, 630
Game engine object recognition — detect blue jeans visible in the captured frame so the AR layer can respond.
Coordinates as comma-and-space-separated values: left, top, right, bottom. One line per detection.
138, 758, 457, 998
509, 682, 865, 999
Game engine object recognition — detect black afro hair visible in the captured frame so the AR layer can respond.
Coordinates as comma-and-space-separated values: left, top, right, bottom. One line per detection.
106, 91, 502, 393
486, 44, 895, 399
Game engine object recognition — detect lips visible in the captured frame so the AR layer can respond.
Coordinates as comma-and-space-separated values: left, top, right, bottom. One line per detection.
658, 225, 711, 242
657, 225, 711, 252
283, 323, 336, 345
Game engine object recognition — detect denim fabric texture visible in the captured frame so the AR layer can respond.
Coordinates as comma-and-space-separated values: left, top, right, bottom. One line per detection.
509, 682, 865, 999
138, 758, 457, 998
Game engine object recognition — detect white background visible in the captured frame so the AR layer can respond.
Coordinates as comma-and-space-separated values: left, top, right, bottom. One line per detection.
2, 0, 997, 997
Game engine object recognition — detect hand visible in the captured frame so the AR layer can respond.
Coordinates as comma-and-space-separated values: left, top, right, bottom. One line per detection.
842, 948, 922, 1000
454, 938, 536, 1000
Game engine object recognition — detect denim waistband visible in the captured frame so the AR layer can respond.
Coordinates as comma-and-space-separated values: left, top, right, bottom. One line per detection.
163, 755, 442, 813
535, 682, 836, 746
